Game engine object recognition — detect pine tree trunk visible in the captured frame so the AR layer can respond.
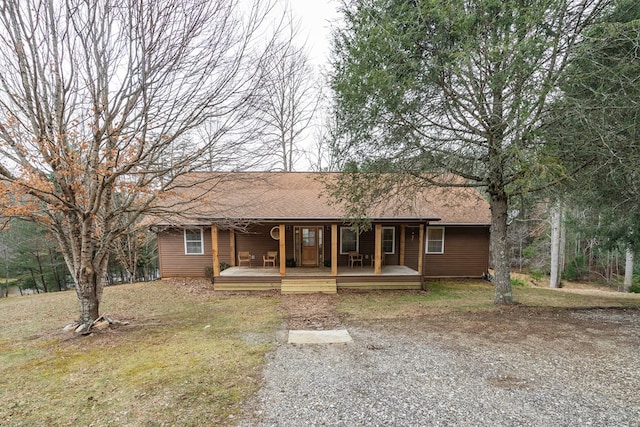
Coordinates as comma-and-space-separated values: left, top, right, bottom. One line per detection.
550, 202, 561, 288
490, 193, 513, 304
624, 246, 634, 292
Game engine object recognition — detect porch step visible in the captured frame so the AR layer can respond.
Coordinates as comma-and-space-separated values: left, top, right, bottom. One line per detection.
281, 278, 337, 294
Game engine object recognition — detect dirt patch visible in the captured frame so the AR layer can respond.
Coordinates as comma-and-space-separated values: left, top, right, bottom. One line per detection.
280, 293, 342, 330
378, 305, 640, 360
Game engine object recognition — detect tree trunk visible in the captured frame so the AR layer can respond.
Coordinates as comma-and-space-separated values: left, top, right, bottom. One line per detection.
559, 208, 566, 279
36, 253, 49, 293
550, 202, 561, 288
76, 279, 101, 325
29, 269, 40, 293
74, 261, 107, 325
489, 193, 513, 304
624, 246, 634, 292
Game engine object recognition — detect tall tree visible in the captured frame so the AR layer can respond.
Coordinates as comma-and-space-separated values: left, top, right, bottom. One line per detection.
547, 0, 640, 289
0, 0, 280, 327
330, 0, 608, 303
257, 12, 320, 171
1, 219, 67, 292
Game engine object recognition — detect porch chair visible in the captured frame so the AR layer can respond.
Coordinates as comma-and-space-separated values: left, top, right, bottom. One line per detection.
370, 254, 385, 267
237, 251, 252, 267
263, 251, 278, 267
348, 251, 363, 268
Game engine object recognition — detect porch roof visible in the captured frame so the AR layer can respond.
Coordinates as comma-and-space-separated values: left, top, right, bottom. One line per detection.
153, 172, 491, 226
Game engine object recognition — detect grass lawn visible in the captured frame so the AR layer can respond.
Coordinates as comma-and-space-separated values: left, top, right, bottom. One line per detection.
337, 280, 640, 321
0, 281, 282, 427
1, 278, 638, 426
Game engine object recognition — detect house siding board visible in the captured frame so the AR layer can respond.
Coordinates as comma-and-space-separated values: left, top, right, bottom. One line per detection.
157, 223, 489, 281
404, 226, 421, 270
235, 224, 281, 266
424, 226, 489, 277
217, 229, 231, 265
158, 227, 213, 278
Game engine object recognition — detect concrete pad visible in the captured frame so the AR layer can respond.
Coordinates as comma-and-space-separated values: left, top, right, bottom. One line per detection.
288, 329, 352, 344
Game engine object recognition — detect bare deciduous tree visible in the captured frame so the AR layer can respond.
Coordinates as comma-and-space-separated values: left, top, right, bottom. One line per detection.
0, 0, 280, 327
256, 11, 320, 171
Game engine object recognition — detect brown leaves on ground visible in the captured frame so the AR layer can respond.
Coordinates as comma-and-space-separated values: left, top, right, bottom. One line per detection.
280, 293, 342, 330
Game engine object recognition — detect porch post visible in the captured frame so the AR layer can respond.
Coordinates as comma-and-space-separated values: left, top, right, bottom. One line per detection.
279, 224, 286, 276
418, 223, 425, 275
229, 229, 236, 267
374, 223, 382, 275
212, 225, 220, 277
331, 224, 338, 276
399, 224, 406, 266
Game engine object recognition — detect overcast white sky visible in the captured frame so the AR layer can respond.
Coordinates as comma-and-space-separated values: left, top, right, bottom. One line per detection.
288, 0, 340, 66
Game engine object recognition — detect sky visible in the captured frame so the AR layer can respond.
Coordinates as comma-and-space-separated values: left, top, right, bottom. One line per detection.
288, 0, 341, 67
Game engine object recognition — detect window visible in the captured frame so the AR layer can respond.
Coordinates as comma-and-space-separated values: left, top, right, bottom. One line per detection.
340, 227, 359, 254
426, 227, 445, 254
184, 228, 204, 255
382, 227, 395, 254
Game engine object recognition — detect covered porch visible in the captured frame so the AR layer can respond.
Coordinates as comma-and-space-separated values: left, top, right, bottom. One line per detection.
210, 223, 425, 274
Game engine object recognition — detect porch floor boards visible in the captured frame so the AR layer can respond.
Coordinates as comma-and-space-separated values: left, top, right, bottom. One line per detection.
219, 265, 419, 277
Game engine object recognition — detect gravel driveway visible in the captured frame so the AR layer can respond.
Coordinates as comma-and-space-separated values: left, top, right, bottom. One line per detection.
238, 306, 640, 426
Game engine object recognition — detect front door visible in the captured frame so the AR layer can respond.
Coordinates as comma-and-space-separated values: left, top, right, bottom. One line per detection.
301, 227, 318, 266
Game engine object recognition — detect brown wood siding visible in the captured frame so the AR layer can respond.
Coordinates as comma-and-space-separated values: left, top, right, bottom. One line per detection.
403, 226, 421, 270
424, 226, 489, 277
235, 224, 281, 266
158, 227, 213, 278
218, 229, 231, 265
157, 223, 489, 279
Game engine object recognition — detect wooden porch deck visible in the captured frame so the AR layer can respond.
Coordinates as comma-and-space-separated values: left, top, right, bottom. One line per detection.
214, 265, 422, 292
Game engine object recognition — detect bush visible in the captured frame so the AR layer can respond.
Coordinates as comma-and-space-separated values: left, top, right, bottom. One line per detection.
204, 264, 231, 283
510, 278, 526, 287
629, 274, 640, 293
522, 246, 537, 259
529, 270, 543, 281
204, 266, 214, 283
563, 255, 588, 281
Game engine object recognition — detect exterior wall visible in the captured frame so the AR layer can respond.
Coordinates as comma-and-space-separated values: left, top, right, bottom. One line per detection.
158, 227, 213, 278
403, 226, 421, 271
218, 229, 232, 266
423, 226, 490, 278
335, 224, 404, 267
235, 224, 282, 266
157, 223, 490, 279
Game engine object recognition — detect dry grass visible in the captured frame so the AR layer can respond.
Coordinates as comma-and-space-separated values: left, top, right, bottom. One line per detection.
0, 280, 282, 427
337, 279, 640, 321
2, 277, 639, 426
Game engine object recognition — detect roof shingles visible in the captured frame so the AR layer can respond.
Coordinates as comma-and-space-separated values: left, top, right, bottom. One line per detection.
155, 172, 490, 225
